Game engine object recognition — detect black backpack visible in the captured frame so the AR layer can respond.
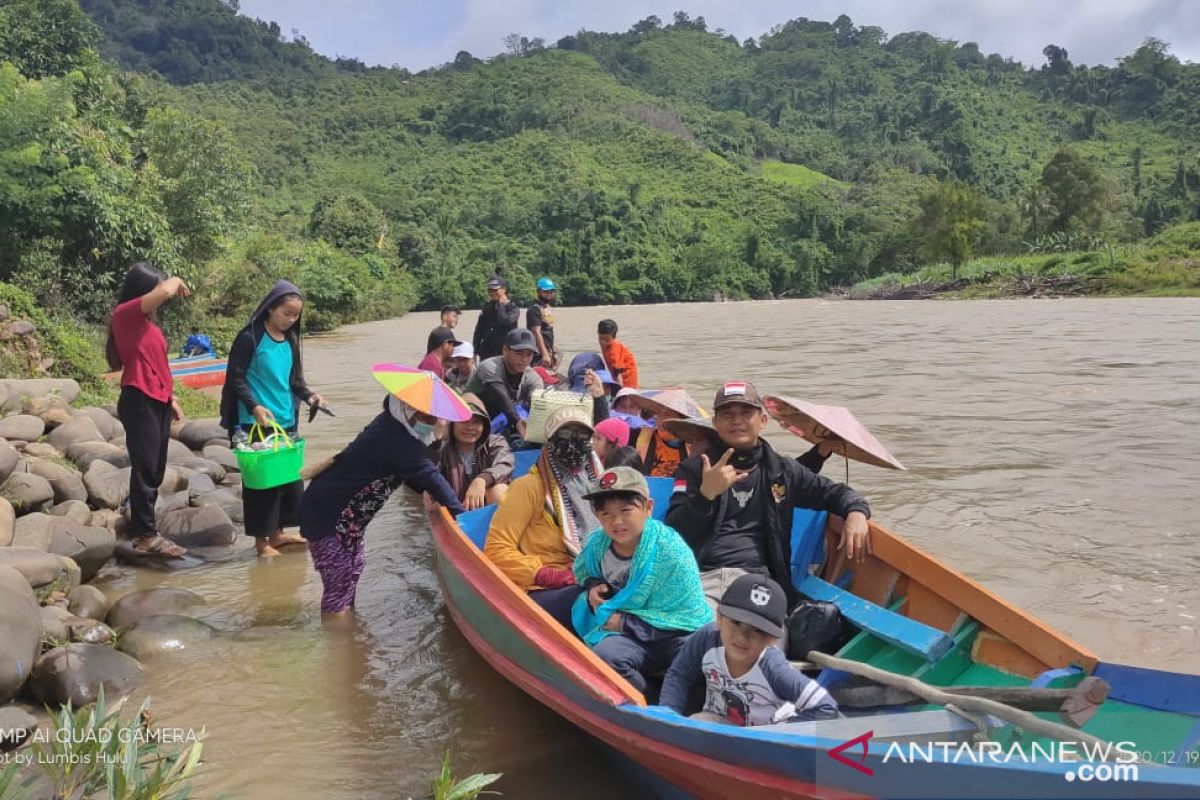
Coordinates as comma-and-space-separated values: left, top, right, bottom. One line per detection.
784, 600, 847, 661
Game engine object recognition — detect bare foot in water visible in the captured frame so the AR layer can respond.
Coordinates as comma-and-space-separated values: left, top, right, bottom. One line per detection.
256, 538, 283, 558
268, 530, 308, 550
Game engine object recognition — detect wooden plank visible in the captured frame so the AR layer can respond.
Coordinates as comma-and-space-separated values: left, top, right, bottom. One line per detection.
903, 581, 964, 633
866, 521, 1098, 671
849, 557, 900, 607
798, 575, 953, 662
1093, 662, 1200, 715
971, 630, 1049, 679
913, 621, 981, 686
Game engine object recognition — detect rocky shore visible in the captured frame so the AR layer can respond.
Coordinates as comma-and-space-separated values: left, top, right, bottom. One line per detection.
1, 376, 236, 768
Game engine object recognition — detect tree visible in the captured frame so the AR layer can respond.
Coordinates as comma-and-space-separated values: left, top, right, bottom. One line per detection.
1042, 44, 1071, 75
308, 194, 388, 255
912, 181, 987, 279
630, 16, 661, 34
0, 0, 99, 80
1018, 183, 1055, 242
1041, 149, 1106, 233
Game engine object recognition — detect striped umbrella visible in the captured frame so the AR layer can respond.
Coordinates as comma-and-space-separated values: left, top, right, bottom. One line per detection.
371, 363, 472, 422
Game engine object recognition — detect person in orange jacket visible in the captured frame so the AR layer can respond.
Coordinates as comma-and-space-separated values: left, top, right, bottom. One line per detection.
598, 319, 639, 389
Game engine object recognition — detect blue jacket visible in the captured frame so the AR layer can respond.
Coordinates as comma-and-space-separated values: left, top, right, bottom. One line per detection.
300, 398, 465, 540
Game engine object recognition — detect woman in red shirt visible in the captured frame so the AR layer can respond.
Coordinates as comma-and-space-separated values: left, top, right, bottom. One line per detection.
105, 262, 191, 558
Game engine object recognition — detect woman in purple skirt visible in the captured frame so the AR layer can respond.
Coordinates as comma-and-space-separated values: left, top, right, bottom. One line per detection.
300, 395, 465, 621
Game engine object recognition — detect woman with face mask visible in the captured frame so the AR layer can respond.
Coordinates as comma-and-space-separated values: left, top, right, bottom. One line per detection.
221, 280, 324, 558
483, 406, 603, 628
299, 393, 465, 621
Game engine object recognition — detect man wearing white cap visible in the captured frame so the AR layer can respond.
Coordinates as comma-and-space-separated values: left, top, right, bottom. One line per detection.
445, 341, 475, 392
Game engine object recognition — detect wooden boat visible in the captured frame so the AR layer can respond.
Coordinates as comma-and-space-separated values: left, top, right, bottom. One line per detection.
103, 354, 227, 390
426, 454, 1200, 799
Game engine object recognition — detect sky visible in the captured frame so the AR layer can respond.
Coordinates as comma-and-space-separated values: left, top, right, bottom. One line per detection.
236, 0, 1200, 72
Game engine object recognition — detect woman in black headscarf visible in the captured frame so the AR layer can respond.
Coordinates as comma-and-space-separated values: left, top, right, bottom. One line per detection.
221, 280, 324, 558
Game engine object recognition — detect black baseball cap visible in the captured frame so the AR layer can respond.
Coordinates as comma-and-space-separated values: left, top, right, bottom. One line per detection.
504, 328, 538, 353
487, 276, 508, 289
718, 574, 787, 637
427, 326, 462, 352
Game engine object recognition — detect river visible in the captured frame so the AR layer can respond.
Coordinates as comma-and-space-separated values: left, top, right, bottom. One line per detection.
93, 297, 1200, 798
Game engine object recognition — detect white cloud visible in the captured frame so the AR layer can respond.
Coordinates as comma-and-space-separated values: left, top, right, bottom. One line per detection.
238, 0, 1200, 71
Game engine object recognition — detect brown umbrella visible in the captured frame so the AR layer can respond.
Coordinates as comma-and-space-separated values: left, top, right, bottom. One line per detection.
629, 388, 708, 421
763, 393, 905, 471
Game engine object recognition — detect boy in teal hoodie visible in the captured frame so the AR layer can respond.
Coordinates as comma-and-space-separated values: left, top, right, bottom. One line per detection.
572, 467, 712, 692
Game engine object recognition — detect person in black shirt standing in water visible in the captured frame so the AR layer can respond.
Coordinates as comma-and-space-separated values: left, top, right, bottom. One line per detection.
527, 277, 558, 369
472, 276, 520, 361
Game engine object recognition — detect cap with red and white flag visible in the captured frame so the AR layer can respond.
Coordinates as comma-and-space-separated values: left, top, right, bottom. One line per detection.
712, 381, 764, 410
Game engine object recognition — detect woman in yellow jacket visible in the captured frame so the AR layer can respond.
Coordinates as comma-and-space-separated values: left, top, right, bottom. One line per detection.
484, 406, 602, 627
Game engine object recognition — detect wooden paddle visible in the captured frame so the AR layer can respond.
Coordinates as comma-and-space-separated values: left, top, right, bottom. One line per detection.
828, 674, 1111, 728
808, 651, 1125, 757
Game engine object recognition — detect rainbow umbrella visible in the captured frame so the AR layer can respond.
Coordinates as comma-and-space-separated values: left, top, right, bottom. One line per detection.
371, 363, 472, 422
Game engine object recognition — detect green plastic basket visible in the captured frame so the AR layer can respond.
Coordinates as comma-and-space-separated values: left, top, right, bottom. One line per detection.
235, 422, 305, 490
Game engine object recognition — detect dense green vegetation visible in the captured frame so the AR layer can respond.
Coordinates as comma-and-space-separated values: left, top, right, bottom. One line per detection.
2, 0, 1198, 386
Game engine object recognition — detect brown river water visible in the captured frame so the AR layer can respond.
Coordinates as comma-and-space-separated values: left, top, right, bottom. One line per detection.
93, 298, 1200, 798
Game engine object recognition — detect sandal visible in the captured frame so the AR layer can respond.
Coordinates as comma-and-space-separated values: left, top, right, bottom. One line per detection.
132, 536, 188, 558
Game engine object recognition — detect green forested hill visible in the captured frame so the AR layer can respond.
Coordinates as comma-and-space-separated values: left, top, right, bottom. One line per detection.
2, 0, 1198, 365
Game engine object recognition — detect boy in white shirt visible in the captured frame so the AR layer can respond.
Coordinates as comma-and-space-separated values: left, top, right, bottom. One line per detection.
660, 574, 838, 726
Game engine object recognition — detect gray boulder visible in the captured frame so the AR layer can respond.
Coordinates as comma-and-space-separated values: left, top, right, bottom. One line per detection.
21, 442, 63, 460
202, 444, 240, 473
66, 440, 127, 471
39, 604, 73, 643
83, 460, 129, 510
68, 585, 109, 621
74, 407, 122, 442
0, 704, 37, 752
177, 419, 227, 451
0, 548, 64, 587
0, 497, 13, 547
46, 415, 104, 453
0, 439, 19, 485
0, 378, 80, 409
89, 508, 120, 531
166, 438, 194, 464
158, 506, 237, 548
177, 467, 216, 499
67, 585, 109, 623
27, 643, 144, 707
0, 472, 54, 514
116, 614, 215, 661
107, 587, 206, 630
49, 499, 92, 526
49, 523, 115, 583
175, 456, 226, 484
192, 489, 243, 524
66, 617, 115, 644
12, 513, 54, 551
0, 415, 44, 442
112, 541, 205, 570
161, 466, 188, 494
0, 564, 41, 703
155, 489, 191, 516
26, 457, 87, 504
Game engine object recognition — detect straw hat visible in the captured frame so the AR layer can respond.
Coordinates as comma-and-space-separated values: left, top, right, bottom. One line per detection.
629, 388, 707, 421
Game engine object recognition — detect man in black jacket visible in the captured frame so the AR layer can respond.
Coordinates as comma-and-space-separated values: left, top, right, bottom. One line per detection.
472, 276, 520, 360
665, 381, 871, 608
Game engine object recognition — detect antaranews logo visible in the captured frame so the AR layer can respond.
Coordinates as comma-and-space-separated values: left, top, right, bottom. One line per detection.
828, 731, 874, 776
827, 731, 1141, 783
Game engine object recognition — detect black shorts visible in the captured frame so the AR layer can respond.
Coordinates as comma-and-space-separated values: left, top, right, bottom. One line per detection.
242, 480, 303, 538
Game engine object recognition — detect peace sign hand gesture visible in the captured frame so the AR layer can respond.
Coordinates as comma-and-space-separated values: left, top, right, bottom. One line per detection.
699, 448, 748, 501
